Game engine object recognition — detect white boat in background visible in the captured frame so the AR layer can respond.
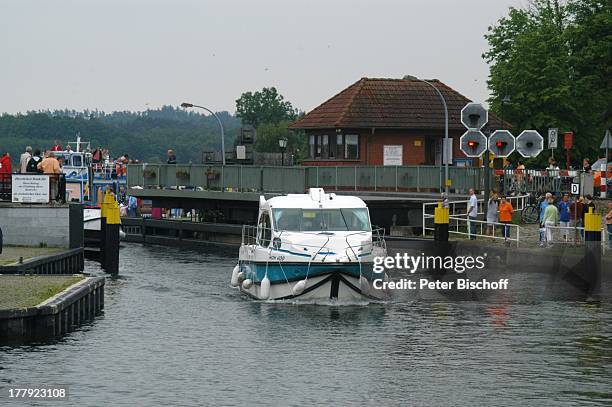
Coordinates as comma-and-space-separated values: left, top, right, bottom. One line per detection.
231, 188, 388, 302
84, 207, 126, 239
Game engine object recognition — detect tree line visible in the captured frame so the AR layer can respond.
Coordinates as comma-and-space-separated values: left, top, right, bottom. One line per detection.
0, 106, 241, 164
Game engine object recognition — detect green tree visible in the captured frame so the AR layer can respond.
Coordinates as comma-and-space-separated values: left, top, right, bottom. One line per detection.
235, 87, 298, 127
255, 120, 307, 158
483, 0, 611, 167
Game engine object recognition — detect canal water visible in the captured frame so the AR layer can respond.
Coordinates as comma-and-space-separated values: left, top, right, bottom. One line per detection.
1, 243, 611, 406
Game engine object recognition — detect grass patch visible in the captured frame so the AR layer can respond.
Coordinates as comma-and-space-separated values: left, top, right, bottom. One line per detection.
0, 275, 83, 309
0, 246, 64, 266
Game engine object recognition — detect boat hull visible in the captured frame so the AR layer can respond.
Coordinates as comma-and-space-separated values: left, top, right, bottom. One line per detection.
237, 261, 386, 301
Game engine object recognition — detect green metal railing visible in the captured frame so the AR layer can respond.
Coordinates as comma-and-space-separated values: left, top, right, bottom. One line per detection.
127, 164, 492, 193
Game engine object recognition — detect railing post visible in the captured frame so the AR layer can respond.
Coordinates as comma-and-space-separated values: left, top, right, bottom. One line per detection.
260, 167, 264, 193
422, 203, 426, 237
335, 166, 338, 191
157, 164, 161, 189
395, 166, 398, 192
374, 166, 377, 191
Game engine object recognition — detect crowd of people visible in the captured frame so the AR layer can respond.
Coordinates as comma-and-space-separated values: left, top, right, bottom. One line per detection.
467, 188, 612, 248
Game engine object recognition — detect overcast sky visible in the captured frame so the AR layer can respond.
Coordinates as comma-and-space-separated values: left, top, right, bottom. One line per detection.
1, 0, 525, 115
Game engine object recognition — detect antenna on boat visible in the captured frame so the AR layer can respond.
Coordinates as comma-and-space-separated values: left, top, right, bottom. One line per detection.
76, 131, 81, 152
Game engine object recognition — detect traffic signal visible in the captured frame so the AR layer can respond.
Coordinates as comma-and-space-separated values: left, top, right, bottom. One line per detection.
516, 130, 544, 158
488, 130, 515, 157
460, 130, 487, 157
460, 103, 488, 130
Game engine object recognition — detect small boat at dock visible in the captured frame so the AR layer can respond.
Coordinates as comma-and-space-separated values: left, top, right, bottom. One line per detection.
231, 188, 388, 301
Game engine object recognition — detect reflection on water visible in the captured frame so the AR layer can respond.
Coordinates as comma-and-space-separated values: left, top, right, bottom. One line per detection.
0, 243, 610, 406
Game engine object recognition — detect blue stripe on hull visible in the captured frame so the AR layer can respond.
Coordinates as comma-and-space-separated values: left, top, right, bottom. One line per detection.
240, 262, 376, 284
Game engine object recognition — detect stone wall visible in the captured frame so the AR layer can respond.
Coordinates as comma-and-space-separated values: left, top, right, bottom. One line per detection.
0, 204, 81, 248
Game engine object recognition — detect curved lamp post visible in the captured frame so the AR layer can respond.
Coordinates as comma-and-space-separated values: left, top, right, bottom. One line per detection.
181, 102, 226, 165
405, 76, 449, 196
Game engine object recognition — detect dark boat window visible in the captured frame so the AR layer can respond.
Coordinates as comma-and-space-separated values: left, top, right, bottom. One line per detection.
273, 208, 370, 232
72, 155, 83, 167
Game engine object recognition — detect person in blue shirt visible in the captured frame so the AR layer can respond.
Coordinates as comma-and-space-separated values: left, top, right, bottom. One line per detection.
557, 193, 571, 242
539, 192, 552, 246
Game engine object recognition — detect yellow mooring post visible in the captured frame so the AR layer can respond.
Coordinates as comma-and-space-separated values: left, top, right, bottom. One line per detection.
434, 202, 450, 242
584, 207, 602, 297
101, 191, 121, 275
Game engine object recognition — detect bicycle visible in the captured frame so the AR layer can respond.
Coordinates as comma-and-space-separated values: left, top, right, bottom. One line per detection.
520, 192, 562, 224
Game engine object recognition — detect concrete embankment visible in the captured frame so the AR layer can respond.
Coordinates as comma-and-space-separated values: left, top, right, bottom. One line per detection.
0, 247, 84, 275
0, 276, 105, 343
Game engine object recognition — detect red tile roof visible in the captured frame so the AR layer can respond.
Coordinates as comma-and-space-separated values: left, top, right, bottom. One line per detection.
289, 77, 508, 131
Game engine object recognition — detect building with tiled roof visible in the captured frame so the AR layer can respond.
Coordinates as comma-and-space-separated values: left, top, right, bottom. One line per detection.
289, 77, 507, 166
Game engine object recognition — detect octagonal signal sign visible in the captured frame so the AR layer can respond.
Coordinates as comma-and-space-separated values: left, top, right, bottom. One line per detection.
488, 130, 515, 157
460, 130, 487, 157
461, 103, 488, 130
516, 130, 544, 158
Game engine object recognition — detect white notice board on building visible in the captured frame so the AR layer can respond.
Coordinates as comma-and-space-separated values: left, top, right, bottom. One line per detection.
383, 145, 403, 166
12, 174, 50, 203
236, 145, 246, 160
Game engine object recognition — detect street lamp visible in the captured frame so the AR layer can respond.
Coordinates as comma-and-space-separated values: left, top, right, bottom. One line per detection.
278, 137, 288, 166
181, 102, 226, 165
404, 76, 449, 196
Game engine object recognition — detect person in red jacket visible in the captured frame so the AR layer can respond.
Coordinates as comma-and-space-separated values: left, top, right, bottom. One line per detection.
0, 152, 12, 192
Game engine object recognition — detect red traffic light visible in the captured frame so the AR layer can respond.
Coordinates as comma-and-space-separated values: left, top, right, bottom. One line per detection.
467, 140, 479, 149
496, 140, 507, 149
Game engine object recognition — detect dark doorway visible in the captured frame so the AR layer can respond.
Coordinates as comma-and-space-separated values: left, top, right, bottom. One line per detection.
424, 137, 441, 165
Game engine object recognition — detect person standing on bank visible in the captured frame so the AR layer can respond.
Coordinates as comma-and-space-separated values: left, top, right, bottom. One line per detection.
468, 188, 478, 240
486, 190, 499, 236
498, 195, 514, 246
37, 152, 61, 201
582, 158, 591, 173
167, 149, 177, 164
0, 152, 12, 188
569, 196, 584, 242
606, 202, 612, 249
26, 149, 43, 173
542, 195, 559, 247
557, 193, 571, 242
19, 146, 32, 173
539, 192, 552, 246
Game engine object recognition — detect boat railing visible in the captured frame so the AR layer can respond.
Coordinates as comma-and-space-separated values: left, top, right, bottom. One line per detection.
241, 224, 386, 256
242, 225, 259, 246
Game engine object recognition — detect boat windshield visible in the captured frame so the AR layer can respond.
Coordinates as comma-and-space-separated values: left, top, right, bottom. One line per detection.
273, 208, 370, 232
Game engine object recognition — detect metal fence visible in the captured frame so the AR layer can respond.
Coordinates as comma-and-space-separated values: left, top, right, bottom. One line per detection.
499, 169, 580, 195
422, 194, 530, 243
126, 164, 493, 193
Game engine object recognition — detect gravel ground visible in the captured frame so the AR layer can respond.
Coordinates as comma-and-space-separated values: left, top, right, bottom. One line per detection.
0, 275, 83, 309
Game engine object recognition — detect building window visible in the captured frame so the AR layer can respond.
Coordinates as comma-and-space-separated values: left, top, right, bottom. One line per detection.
308, 133, 358, 160
320, 135, 329, 158
309, 135, 315, 158
345, 134, 359, 159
